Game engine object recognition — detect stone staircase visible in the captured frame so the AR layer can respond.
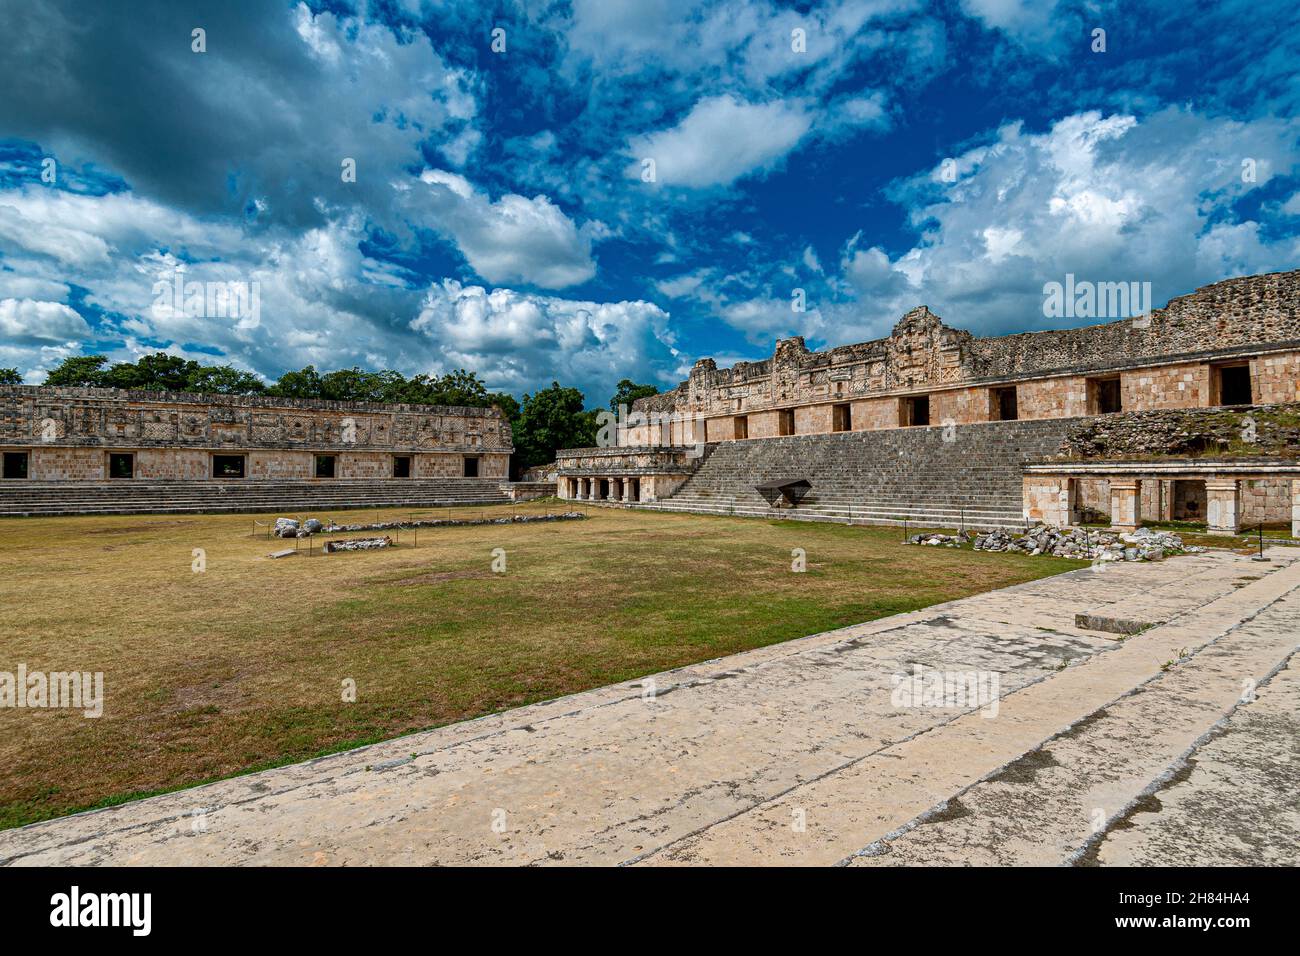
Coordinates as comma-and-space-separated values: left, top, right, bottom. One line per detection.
636, 418, 1079, 530
0, 477, 510, 517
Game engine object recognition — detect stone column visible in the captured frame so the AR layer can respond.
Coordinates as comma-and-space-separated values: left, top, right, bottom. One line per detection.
610, 477, 622, 502
623, 478, 634, 502
1292, 479, 1300, 540
574, 477, 586, 500
1109, 479, 1140, 532
1205, 478, 1241, 535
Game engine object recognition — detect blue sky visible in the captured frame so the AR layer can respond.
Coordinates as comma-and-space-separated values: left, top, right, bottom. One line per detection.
0, 0, 1297, 406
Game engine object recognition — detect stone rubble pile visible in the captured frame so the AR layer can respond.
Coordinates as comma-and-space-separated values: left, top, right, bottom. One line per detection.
273, 512, 586, 537
323, 536, 392, 554
906, 525, 1204, 561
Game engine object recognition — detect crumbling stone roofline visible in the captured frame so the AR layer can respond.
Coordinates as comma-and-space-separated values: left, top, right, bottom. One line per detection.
632, 268, 1300, 413
0, 384, 508, 419
555, 444, 697, 457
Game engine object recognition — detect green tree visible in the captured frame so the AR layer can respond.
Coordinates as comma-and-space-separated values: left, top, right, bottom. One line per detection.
185, 364, 266, 395
43, 355, 110, 387
0, 368, 22, 385
512, 382, 596, 468
319, 367, 389, 403
103, 353, 202, 392
267, 365, 324, 399
609, 379, 659, 413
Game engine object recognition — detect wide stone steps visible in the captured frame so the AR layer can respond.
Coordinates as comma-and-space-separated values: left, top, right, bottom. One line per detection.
644, 418, 1075, 528
0, 479, 510, 517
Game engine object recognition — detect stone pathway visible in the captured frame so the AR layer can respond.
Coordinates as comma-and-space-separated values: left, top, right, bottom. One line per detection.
2, 550, 1296, 866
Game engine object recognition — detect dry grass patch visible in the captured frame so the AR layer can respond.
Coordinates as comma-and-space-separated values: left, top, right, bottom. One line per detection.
0, 502, 1082, 828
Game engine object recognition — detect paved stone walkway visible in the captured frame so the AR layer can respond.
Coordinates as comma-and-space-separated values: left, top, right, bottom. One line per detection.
2, 550, 1296, 866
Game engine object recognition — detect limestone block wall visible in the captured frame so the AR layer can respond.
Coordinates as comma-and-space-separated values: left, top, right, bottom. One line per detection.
337, 452, 393, 479
931, 386, 986, 425
1121, 362, 1208, 411
1256, 352, 1300, 403
138, 449, 215, 479
746, 410, 782, 439
30, 447, 104, 481
248, 451, 312, 479
1018, 376, 1088, 419
793, 404, 833, 434
1240, 478, 1292, 522
705, 416, 736, 442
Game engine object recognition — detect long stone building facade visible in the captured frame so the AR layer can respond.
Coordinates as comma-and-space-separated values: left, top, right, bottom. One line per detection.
0, 386, 512, 483
622, 269, 1300, 446
557, 269, 1300, 534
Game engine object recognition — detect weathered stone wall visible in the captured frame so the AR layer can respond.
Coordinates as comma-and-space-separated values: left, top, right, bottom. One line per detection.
0, 386, 512, 452
1058, 403, 1300, 460
632, 270, 1300, 440
0, 385, 512, 481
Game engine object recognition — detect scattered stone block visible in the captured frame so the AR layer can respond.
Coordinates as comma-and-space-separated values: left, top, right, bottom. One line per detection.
267, 549, 297, 559
323, 536, 392, 554
1075, 613, 1162, 636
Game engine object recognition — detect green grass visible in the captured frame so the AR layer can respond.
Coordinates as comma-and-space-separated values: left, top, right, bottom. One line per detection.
0, 502, 1083, 830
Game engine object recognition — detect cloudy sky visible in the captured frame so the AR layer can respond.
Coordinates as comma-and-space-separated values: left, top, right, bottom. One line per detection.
1, 0, 1297, 404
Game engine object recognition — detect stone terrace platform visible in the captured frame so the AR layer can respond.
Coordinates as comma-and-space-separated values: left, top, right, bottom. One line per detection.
2, 549, 1296, 866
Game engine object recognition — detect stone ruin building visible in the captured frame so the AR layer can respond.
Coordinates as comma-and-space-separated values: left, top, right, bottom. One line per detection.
3, 268, 1298, 534
556, 268, 1300, 537
0, 388, 515, 515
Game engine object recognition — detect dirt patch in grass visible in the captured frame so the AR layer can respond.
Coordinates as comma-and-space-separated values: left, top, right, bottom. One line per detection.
0, 502, 1083, 829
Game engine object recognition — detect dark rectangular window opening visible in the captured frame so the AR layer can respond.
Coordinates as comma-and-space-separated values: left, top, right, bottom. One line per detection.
832, 403, 852, 432
212, 455, 246, 479
778, 409, 794, 436
463, 455, 479, 478
2, 451, 29, 480
314, 455, 336, 478
393, 455, 412, 478
992, 386, 1019, 421
1217, 364, 1252, 406
903, 396, 930, 427
734, 415, 748, 440
1090, 377, 1122, 415
109, 452, 134, 479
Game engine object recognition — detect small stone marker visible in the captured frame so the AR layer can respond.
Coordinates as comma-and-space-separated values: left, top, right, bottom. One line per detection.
268, 549, 297, 559
1074, 613, 1162, 636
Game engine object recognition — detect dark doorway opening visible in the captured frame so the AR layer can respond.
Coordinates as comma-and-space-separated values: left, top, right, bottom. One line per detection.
314, 455, 336, 478
778, 409, 794, 436
832, 403, 852, 432
992, 386, 1019, 421
1090, 377, 1122, 415
212, 455, 246, 478
1217, 364, 1252, 406
903, 396, 930, 427
463, 456, 479, 477
1173, 479, 1207, 521
109, 453, 134, 479
393, 455, 411, 478
2, 451, 29, 479
734, 416, 748, 440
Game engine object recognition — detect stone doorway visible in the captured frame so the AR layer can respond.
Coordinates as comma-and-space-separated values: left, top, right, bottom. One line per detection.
1173, 479, 1207, 521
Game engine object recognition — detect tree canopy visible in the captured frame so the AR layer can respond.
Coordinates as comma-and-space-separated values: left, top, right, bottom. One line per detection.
609, 379, 659, 413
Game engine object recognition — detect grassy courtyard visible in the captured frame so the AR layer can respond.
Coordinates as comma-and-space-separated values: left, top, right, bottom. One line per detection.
0, 502, 1083, 830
